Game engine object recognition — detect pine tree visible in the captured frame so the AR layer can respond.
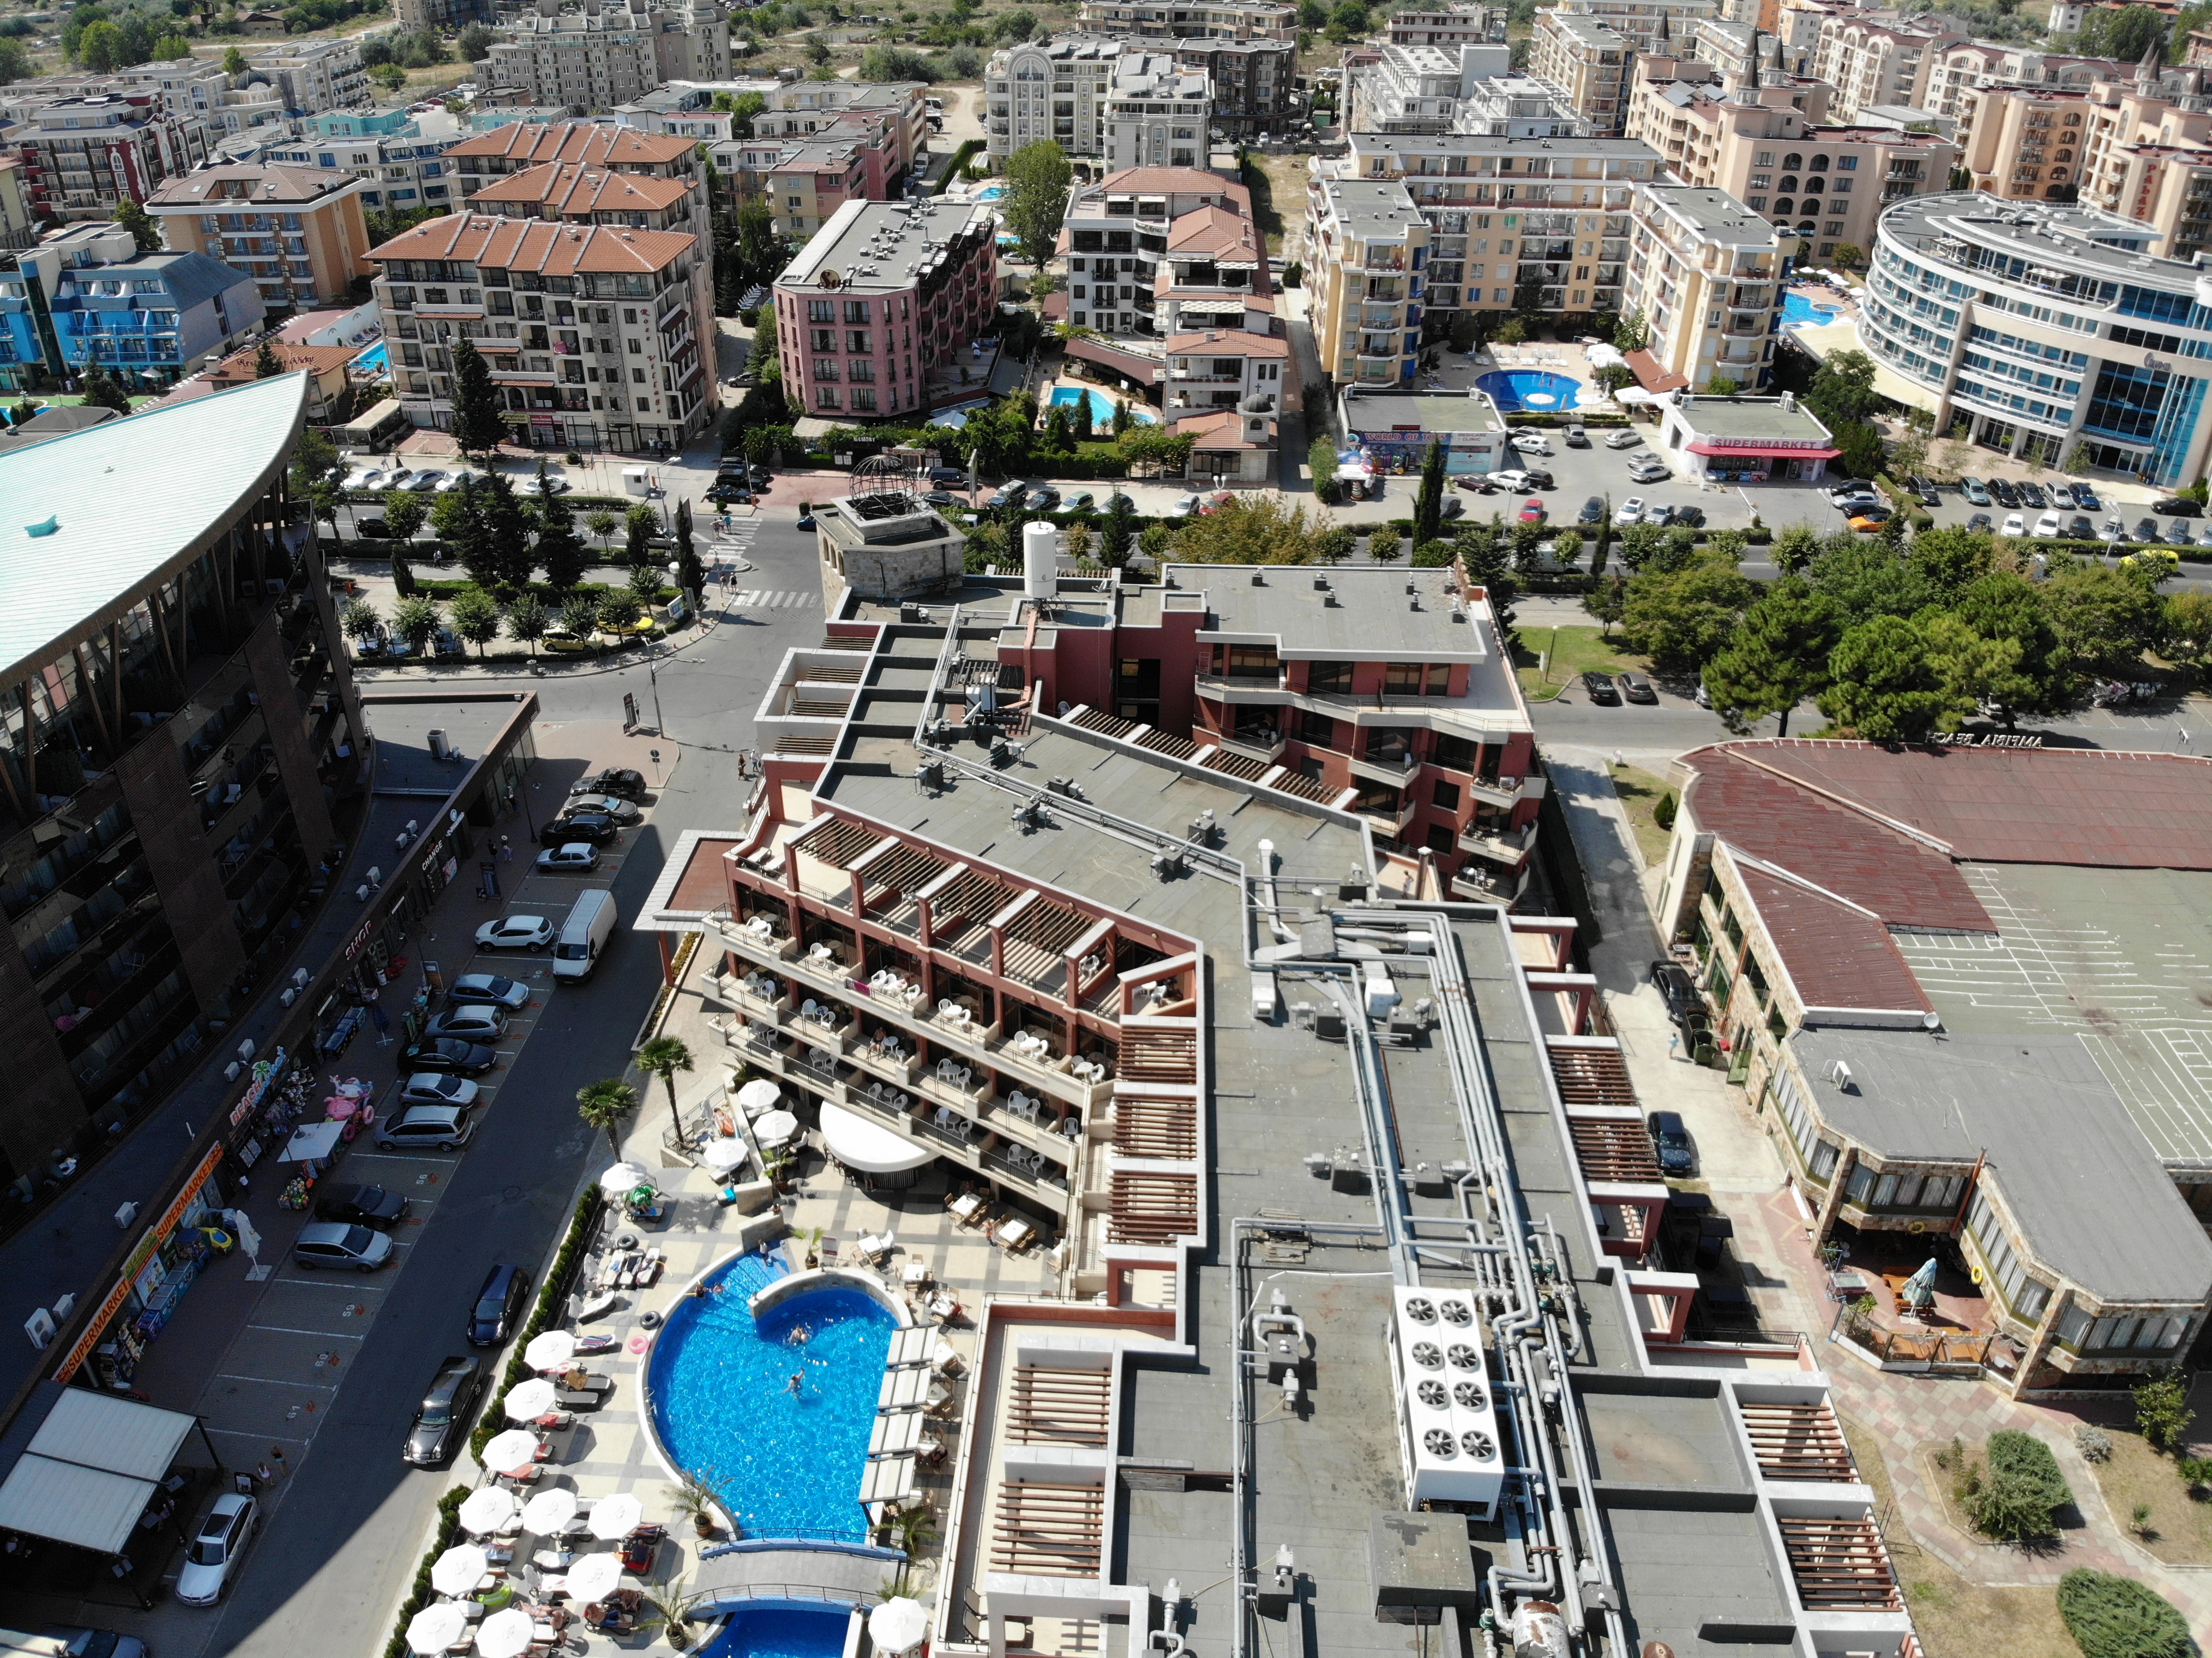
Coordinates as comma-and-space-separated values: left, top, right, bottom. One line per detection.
479, 470, 534, 590
1098, 491, 1134, 567
79, 367, 133, 415
1413, 440, 1445, 548
254, 338, 283, 379
447, 338, 509, 456
435, 479, 495, 587
534, 466, 587, 592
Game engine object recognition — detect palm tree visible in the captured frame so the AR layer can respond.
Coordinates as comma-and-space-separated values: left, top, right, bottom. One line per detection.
638, 1036, 695, 1149
638, 1577, 707, 1653
575, 1078, 638, 1160
666, 1468, 730, 1539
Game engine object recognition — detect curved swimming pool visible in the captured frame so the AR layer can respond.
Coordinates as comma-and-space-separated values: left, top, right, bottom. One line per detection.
1782, 291, 1840, 328
696, 1605, 853, 1658
1049, 386, 1161, 426
1475, 370, 1582, 412
647, 1252, 896, 1541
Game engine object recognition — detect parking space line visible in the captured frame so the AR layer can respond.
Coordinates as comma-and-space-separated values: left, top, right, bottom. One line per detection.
217, 1371, 336, 1391
248, 1325, 366, 1339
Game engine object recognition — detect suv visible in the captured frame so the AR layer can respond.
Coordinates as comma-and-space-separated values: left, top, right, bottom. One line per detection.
293, 1221, 394, 1271
986, 482, 1029, 510
405, 1355, 486, 1466
1649, 959, 1702, 1027
1562, 426, 1590, 447
176, 1493, 259, 1606
378, 1103, 476, 1151
1959, 476, 1992, 506
469, 1263, 533, 1347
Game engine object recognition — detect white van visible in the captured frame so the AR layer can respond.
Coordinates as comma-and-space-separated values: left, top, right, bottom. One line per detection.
553, 888, 617, 981
0, 1628, 149, 1658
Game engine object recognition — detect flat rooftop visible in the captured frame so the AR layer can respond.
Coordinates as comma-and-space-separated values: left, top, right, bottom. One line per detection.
1165, 563, 1493, 659
1675, 397, 1832, 442
778, 196, 991, 297
1314, 176, 1423, 236
1341, 391, 1507, 435
1642, 183, 1782, 243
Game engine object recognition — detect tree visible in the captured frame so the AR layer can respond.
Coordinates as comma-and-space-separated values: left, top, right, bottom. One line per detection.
1700, 577, 1841, 736
719, 89, 767, 136
624, 502, 660, 566
638, 1034, 696, 1148
2134, 1369, 2194, 1453
674, 498, 704, 607
584, 509, 619, 560
534, 471, 587, 590
479, 470, 534, 589
2045, 560, 2162, 670
1067, 390, 1093, 444
341, 597, 382, 648
1447, 311, 1480, 353
223, 44, 249, 75
1818, 614, 1977, 741
391, 594, 444, 659
1952, 569, 2067, 714
1585, 571, 1627, 635
1621, 552, 1756, 672
448, 587, 503, 659
113, 199, 162, 255
1325, 0, 1369, 41
254, 337, 282, 379
1173, 496, 1326, 564
369, 61, 407, 92
79, 367, 132, 416
504, 592, 548, 656
1002, 140, 1073, 266
1548, 526, 1583, 570
458, 22, 494, 58
1098, 491, 1134, 567
1804, 348, 1881, 429
628, 562, 666, 604
383, 488, 429, 545
1612, 308, 1649, 353
77, 19, 126, 71
1412, 440, 1445, 549
446, 338, 509, 456
2055, 1569, 2190, 1658
0, 37, 33, 85
1118, 427, 1194, 477
597, 589, 640, 637
1309, 435, 1338, 502
435, 482, 495, 587
1367, 526, 1403, 563
560, 593, 601, 642
575, 1078, 638, 1160
2162, 589, 2212, 680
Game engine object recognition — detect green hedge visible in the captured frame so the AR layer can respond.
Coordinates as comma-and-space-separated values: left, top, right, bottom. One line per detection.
467, 1188, 606, 1463
1986, 1429, 2070, 1511
2056, 1568, 2191, 1658
380, 1487, 471, 1658
935, 139, 983, 194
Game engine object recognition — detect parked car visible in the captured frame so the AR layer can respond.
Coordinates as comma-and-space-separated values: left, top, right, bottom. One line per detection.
2073, 483, 2103, 511
1662, 504, 1705, 528
175, 1493, 259, 1606
1959, 477, 1992, 506
468, 1263, 533, 1347
537, 843, 601, 874
406, 470, 446, 493
1967, 512, 1993, 532
476, 915, 555, 951
918, 490, 956, 509
1026, 485, 1062, 513
1646, 1110, 1699, 1176
425, 1005, 508, 1042
1059, 490, 1095, 513
398, 1037, 497, 1076
1911, 477, 1943, 506
1627, 461, 1669, 484
293, 1221, 395, 1271
2102, 516, 2128, 540
1563, 425, 1590, 447
314, 1183, 410, 1230
1441, 496, 1465, 519
377, 1103, 476, 1151
399, 1072, 481, 1109
2034, 512, 2064, 538
1849, 510, 1893, 532
2154, 497, 2204, 516
1165, 494, 1200, 518
2067, 515, 2094, 538
570, 768, 646, 800
1603, 428, 1642, 449
1612, 496, 1647, 528
928, 466, 965, 487
1508, 431, 1552, 455
540, 812, 617, 846
2135, 516, 2161, 541
1517, 497, 1546, 524
405, 1355, 486, 1467
1649, 959, 1702, 1027
1578, 496, 1606, 525
986, 484, 1027, 510
2170, 521, 2196, 545
449, 972, 532, 1010
1616, 671, 1657, 705
1580, 670, 1621, 706
2016, 480, 2047, 508
2000, 513, 2026, 537
1989, 477, 2021, 508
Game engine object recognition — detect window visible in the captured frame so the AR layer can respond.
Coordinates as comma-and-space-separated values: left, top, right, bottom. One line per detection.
1384, 662, 1425, 694
1722, 906, 1744, 952
1965, 1191, 2051, 1320
1307, 660, 1355, 693
1432, 778, 1460, 810
807, 299, 834, 322
1742, 953, 1769, 1008
1433, 734, 1477, 772
1299, 708, 1337, 747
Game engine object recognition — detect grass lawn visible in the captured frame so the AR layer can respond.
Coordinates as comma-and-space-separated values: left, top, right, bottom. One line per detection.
2085, 1428, 2212, 1565
1512, 624, 1640, 702
1840, 1417, 2075, 1658
1609, 765, 1675, 868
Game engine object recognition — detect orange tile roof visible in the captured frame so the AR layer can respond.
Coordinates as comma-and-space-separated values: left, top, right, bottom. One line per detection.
1165, 203, 1259, 259
467, 161, 692, 215
1099, 166, 1247, 201
1165, 329, 1289, 356
205, 343, 357, 383
368, 213, 695, 274
445, 121, 695, 167
1172, 409, 1271, 448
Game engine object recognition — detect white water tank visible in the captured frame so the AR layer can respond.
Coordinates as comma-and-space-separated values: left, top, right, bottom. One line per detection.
1510, 1602, 1568, 1658
1022, 520, 1058, 600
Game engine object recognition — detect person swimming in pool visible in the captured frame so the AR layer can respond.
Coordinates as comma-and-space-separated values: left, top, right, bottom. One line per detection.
786, 1372, 804, 1396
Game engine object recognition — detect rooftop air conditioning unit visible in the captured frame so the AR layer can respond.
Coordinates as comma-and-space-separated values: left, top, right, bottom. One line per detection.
1827, 1059, 1854, 1089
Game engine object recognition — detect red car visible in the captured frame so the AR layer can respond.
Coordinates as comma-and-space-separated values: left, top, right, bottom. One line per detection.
1197, 489, 1235, 515
1518, 497, 1547, 524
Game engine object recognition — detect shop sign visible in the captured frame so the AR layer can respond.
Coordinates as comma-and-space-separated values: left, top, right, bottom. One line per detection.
1934, 731, 2044, 748
53, 1144, 225, 1383
343, 910, 380, 963
228, 1047, 289, 1129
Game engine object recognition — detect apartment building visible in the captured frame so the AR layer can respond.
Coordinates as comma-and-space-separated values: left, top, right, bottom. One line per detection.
608, 85, 737, 142
1810, 16, 1961, 120
260, 106, 467, 219
1160, 39, 1295, 137
1924, 39, 2143, 121
1625, 79, 1955, 261
771, 197, 996, 422
2073, 78, 2212, 260
10, 94, 211, 222
1621, 183, 1782, 391
475, 0, 731, 113
11, 61, 281, 135
1528, 12, 1631, 134
984, 37, 1122, 165
1354, 42, 1578, 136
1630, 48, 1836, 128
1542, 0, 1720, 55
200, 38, 369, 116
1074, 0, 1296, 40
0, 220, 262, 388
396, 0, 489, 28
1333, 131, 1660, 316
755, 137, 877, 241
694, 79, 930, 172
444, 122, 711, 239
1303, 176, 1428, 391
1061, 166, 1272, 338
1102, 51, 1213, 171
144, 161, 374, 313
1953, 84, 2090, 201
369, 212, 712, 452
467, 160, 702, 237
1386, 4, 1507, 47
0, 161, 33, 253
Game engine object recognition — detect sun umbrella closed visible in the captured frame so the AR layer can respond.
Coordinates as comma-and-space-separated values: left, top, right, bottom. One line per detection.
458, 1486, 519, 1536
428, 1543, 488, 1597
521, 1487, 579, 1535
475, 1606, 537, 1658
588, 1491, 644, 1539
524, 1330, 576, 1371
564, 1551, 623, 1603
480, 1428, 542, 1473
405, 1601, 469, 1655
504, 1378, 557, 1423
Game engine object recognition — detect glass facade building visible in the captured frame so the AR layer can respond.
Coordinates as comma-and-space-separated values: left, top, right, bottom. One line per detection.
1864, 191, 2212, 485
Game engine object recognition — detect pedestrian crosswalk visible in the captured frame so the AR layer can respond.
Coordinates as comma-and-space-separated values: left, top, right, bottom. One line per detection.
726, 588, 820, 608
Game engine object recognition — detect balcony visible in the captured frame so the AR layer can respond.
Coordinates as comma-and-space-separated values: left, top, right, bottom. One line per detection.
1193, 669, 1289, 704
1460, 818, 1537, 867
1467, 774, 1524, 810
1348, 746, 1418, 788
1357, 792, 1418, 836
1216, 724, 1287, 764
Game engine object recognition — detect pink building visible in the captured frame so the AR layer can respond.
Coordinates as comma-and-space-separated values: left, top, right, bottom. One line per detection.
773, 197, 996, 420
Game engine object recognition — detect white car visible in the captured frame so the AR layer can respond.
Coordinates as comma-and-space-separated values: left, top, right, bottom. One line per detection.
475, 914, 555, 950
406, 469, 446, 492
2033, 511, 2064, 538
2000, 513, 2026, 537
1603, 429, 1642, 449
342, 465, 384, 491
1613, 497, 1647, 527
1165, 494, 1200, 518
1508, 432, 1552, 455
438, 469, 483, 492
399, 1072, 481, 1108
536, 843, 600, 873
176, 1493, 259, 1606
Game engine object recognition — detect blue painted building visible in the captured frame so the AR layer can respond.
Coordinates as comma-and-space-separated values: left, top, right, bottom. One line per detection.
0, 223, 262, 392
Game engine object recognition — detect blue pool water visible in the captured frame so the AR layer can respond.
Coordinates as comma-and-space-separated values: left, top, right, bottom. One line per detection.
696, 1606, 853, 1658
354, 341, 389, 373
1474, 370, 1582, 412
973, 184, 1006, 201
1782, 291, 1840, 328
1049, 385, 1161, 425
647, 1252, 895, 1541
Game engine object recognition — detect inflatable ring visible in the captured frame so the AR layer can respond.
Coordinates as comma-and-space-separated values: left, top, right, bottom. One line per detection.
200, 1227, 234, 1251
640, 1309, 663, 1329
1908, 1220, 1926, 1234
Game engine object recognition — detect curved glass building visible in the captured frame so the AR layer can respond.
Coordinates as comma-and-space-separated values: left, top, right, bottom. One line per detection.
1865, 190, 2212, 485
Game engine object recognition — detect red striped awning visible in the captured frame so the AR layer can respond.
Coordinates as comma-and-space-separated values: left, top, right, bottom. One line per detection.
1685, 443, 1842, 459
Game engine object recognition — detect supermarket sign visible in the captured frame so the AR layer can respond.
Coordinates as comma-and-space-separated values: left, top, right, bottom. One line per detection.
53, 1144, 225, 1384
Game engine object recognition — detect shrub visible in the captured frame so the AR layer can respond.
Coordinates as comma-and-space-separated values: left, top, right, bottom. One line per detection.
1988, 1429, 2071, 1510
2075, 1424, 2113, 1463
2134, 1370, 2193, 1453
2054, 1568, 2190, 1658
1652, 792, 1676, 831
381, 1488, 471, 1658
1955, 1431, 2070, 1542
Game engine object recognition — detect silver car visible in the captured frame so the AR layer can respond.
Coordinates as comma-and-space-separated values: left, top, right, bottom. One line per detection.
176, 1493, 259, 1606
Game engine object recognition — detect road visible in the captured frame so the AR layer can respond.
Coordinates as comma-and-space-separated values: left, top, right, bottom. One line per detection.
202, 518, 827, 1658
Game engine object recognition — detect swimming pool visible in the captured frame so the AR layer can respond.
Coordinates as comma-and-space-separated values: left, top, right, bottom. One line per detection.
1782, 291, 1840, 328
1474, 370, 1582, 412
646, 1252, 895, 1541
973, 184, 1006, 202
696, 1606, 853, 1658
354, 341, 389, 373
1049, 386, 1161, 426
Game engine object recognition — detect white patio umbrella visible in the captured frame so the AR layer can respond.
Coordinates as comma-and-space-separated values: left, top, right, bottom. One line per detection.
428, 1542, 488, 1597
736, 1078, 782, 1114
754, 1109, 799, 1148
405, 1601, 469, 1655
599, 1161, 654, 1195
564, 1551, 624, 1603
505, 1376, 557, 1422
869, 1597, 931, 1657
524, 1330, 576, 1371
702, 1137, 747, 1173
476, 1606, 538, 1658
588, 1490, 644, 1539
458, 1485, 519, 1535
480, 1428, 543, 1473
520, 1487, 579, 1535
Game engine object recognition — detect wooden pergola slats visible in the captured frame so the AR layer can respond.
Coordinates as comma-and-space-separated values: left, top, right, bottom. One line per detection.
791, 818, 884, 869
1740, 1401, 1856, 1482
1137, 729, 1198, 760
1270, 770, 1336, 803
1007, 1365, 1111, 1446
1109, 1171, 1197, 1244
865, 843, 948, 900
1202, 749, 1269, 780
989, 1481, 1104, 1577
1114, 1097, 1197, 1160
933, 868, 1012, 925
1568, 1118, 1664, 1185
1009, 898, 1089, 956
1549, 1046, 1638, 1109
1072, 708, 1136, 736
1122, 1029, 1198, 1084
1777, 1517, 1901, 1610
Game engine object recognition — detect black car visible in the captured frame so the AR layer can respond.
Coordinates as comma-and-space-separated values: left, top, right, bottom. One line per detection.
1563, 426, 1590, 448
468, 1263, 533, 1347
929, 466, 966, 487
2136, 516, 2162, 542
1616, 671, 1658, 704
1911, 477, 1943, 506
405, 1355, 486, 1467
1649, 959, 1702, 1028
396, 1037, 498, 1077
921, 490, 958, 509
1580, 670, 1621, 706
1967, 512, 1993, 533
1989, 477, 2021, 508
540, 812, 616, 847
1441, 496, 1465, 519
2068, 515, 2095, 538
314, 1183, 410, 1230
2017, 480, 2047, 509
1578, 496, 1605, 525
570, 768, 646, 801
1647, 1110, 1699, 1177
1522, 468, 1555, 491
356, 516, 392, 538
986, 483, 1029, 510
2154, 497, 2205, 516
1663, 505, 1706, 528
705, 483, 750, 504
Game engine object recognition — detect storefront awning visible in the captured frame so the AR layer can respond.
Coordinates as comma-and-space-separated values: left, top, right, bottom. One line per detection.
0, 1384, 198, 1554
1685, 443, 1842, 460
282, 1120, 344, 1163
819, 1101, 936, 1175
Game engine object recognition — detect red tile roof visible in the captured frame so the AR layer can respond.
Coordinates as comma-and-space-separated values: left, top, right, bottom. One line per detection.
1165, 203, 1260, 260
1172, 409, 1270, 448
1624, 348, 1690, 393
367, 213, 695, 275
467, 162, 692, 215
1098, 166, 1247, 202
1734, 863, 1933, 1014
1166, 329, 1289, 357
671, 836, 741, 913
445, 122, 694, 167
